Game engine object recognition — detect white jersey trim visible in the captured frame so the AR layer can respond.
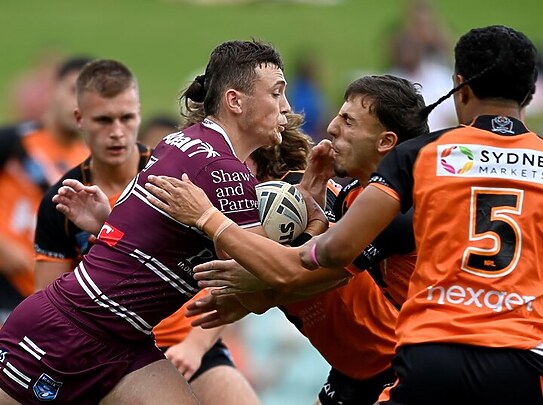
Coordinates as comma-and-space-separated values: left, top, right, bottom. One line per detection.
202, 118, 238, 159
75, 263, 153, 336
130, 249, 199, 296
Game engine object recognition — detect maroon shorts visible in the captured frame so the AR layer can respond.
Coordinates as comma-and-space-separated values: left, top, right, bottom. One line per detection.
0, 291, 165, 404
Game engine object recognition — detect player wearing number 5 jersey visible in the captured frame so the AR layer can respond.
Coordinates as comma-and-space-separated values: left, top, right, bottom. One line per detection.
302, 26, 543, 404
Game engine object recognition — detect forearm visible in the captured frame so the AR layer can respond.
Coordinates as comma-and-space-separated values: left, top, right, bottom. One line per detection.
181, 324, 225, 354
200, 212, 305, 291
311, 186, 400, 269
237, 271, 349, 309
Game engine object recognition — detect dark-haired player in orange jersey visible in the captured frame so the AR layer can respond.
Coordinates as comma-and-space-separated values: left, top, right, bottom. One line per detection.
300, 25, 543, 405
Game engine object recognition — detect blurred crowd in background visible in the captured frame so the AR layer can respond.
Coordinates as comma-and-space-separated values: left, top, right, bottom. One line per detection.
1, 1, 542, 403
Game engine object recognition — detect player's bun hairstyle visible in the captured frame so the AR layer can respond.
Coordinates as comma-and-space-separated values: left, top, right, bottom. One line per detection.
346, 75, 429, 144
181, 39, 284, 119
421, 25, 538, 118
76, 59, 138, 99
250, 113, 313, 181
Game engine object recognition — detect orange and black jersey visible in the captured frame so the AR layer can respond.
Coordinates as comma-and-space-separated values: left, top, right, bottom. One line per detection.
334, 178, 415, 308
34, 143, 152, 265
279, 172, 398, 380
370, 115, 543, 351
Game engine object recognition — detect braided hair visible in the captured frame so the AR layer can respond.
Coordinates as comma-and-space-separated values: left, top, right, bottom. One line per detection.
421, 25, 538, 119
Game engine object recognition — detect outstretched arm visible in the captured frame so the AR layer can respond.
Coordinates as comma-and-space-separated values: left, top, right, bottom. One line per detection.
185, 293, 252, 329
300, 185, 400, 269
144, 174, 346, 292
52, 179, 111, 235
194, 259, 349, 296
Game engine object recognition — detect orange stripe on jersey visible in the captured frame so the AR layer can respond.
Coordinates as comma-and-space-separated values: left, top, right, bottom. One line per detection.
368, 183, 400, 201
377, 377, 399, 403
153, 289, 209, 347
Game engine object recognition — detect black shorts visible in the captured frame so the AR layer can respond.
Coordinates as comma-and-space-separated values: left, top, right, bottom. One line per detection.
380, 343, 543, 405
318, 367, 396, 405
160, 339, 235, 383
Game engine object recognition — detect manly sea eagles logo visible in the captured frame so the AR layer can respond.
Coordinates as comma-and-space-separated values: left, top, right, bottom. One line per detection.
491, 116, 514, 134
33, 373, 62, 401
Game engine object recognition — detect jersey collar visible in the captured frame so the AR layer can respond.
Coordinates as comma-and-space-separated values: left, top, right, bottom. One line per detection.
202, 118, 238, 159
469, 115, 530, 136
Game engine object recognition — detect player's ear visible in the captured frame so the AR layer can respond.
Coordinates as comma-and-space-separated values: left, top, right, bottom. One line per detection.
224, 89, 243, 114
454, 74, 471, 104
377, 131, 397, 153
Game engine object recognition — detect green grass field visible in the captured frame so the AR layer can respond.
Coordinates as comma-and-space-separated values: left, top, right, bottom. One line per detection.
0, 0, 541, 124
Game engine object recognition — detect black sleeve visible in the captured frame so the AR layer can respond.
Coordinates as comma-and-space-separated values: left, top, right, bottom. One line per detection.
34, 184, 78, 261
351, 208, 415, 271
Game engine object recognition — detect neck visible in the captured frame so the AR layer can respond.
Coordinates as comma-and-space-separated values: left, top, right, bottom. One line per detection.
461, 98, 522, 125
207, 115, 255, 163
90, 145, 140, 197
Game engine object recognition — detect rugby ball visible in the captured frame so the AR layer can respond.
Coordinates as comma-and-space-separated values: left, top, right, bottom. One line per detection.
256, 181, 308, 244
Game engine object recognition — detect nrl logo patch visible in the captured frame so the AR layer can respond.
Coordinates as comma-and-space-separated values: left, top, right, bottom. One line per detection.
0, 349, 7, 363
491, 116, 514, 134
33, 373, 62, 401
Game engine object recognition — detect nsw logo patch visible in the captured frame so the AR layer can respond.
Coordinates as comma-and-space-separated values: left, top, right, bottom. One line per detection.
33, 373, 62, 401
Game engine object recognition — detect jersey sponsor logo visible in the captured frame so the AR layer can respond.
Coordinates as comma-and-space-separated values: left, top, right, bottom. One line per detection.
97, 222, 125, 247
0, 349, 7, 363
439, 145, 474, 175
163, 132, 220, 158
210, 169, 258, 214
426, 283, 535, 313
33, 373, 62, 401
491, 116, 514, 134
437, 144, 543, 184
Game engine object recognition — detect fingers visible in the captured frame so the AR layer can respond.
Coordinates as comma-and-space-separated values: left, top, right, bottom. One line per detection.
190, 312, 226, 329
62, 178, 86, 191
185, 295, 217, 316
210, 287, 240, 296
145, 193, 169, 212
148, 174, 189, 189
55, 203, 70, 216
193, 259, 236, 273
196, 278, 232, 289
144, 182, 169, 201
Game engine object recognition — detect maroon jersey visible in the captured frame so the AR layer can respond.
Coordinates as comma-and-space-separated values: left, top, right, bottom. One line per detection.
46, 119, 260, 340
